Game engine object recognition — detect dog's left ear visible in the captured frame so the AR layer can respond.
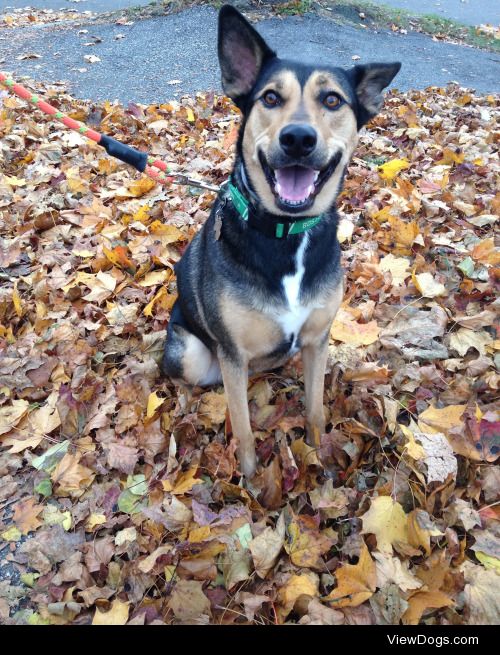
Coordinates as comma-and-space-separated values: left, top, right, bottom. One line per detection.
352, 62, 401, 128
218, 5, 275, 106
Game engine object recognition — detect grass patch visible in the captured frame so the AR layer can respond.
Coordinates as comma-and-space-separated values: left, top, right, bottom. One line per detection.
100, 0, 499, 53
319, 0, 500, 53
273, 0, 314, 16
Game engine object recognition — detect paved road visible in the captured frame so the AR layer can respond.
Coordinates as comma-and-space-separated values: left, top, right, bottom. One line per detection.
0, 6, 499, 102
2, 0, 499, 26
379, 0, 499, 27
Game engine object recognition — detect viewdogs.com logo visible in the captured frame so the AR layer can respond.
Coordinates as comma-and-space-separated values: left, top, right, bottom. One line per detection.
387, 635, 479, 647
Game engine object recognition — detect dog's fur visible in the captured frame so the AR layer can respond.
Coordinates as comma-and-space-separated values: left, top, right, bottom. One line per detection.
162, 5, 401, 477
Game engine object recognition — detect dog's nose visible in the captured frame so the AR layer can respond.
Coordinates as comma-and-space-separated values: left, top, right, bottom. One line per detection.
279, 124, 317, 158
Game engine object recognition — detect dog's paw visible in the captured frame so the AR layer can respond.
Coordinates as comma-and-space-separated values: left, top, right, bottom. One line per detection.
306, 424, 322, 450
238, 450, 257, 479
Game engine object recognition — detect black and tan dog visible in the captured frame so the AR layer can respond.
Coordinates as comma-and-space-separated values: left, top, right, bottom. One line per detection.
162, 5, 400, 477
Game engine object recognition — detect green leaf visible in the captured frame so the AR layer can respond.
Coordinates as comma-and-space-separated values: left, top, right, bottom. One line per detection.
21, 572, 39, 587
117, 488, 144, 514
32, 440, 70, 473
457, 256, 475, 278
235, 523, 253, 550
34, 478, 52, 498
126, 473, 147, 496
1, 526, 22, 541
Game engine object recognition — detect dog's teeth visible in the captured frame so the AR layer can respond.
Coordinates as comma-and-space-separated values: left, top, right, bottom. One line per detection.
313, 171, 319, 182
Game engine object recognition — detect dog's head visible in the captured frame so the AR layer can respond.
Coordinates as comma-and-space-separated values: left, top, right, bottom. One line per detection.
218, 5, 401, 217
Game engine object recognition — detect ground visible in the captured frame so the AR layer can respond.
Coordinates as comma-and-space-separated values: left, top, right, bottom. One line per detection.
0, 2, 499, 101
0, 0, 499, 627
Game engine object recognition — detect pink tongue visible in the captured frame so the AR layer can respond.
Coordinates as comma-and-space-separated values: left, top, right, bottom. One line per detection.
275, 166, 315, 202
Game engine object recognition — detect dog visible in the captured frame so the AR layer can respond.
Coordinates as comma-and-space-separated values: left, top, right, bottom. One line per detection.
162, 5, 401, 477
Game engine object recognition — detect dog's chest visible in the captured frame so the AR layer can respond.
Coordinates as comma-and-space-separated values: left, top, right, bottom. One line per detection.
273, 235, 314, 348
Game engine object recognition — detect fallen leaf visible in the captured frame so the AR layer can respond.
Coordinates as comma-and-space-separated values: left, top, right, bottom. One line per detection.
168, 580, 211, 623
277, 572, 319, 621
378, 158, 410, 182
413, 271, 446, 298
324, 543, 376, 607
13, 498, 44, 534
249, 512, 285, 578
360, 496, 409, 554
92, 599, 129, 625
402, 590, 454, 625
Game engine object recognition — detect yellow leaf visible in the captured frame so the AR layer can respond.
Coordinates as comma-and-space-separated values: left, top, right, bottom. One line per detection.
379, 254, 410, 286
277, 572, 319, 622
143, 286, 167, 317
92, 599, 130, 625
149, 221, 184, 238
72, 248, 95, 258
285, 514, 333, 569
1, 526, 22, 542
12, 280, 23, 317
372, 205, 397, 224
67, 176, 88, 194
188, 525, 211, 542
360, 496, 408, 554
475, 552, 500, 574
186, 107, 195, 122
412, 271, 446, 298
378, 158, 410, 182
0, 399, 29, 436
407, 509, 443, 556
162, 466, 203, 495
403, 590, 453, 625
324, 543, 376, 608
29, 390, 61, 440
133, 204, 151, 223
385, 215, 420, 256
3, 175, 26, 187
138, 270, 169, 287
330, 310, 379, 346
51, 452, 95, 497
449, 328, 492, 357
399, 424, 425, 460
437, 148, 465, 166
102, 245, 136, 273
197, 391, 227, 427
86, 513, 107, 531
128, 177, 156, 198
417, 403, 466, 435
98, 158, 118, 175
43, 505, 72, 530
146, 391, 165, 419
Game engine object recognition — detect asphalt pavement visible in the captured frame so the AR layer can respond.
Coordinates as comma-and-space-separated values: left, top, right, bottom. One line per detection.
0, 5, 499, 102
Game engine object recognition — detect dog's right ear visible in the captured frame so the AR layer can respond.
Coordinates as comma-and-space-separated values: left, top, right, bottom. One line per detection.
218, 5, 275, 105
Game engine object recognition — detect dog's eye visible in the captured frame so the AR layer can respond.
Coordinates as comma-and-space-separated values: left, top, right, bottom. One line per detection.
323, 93, 343, 110
262, 91, 281, 108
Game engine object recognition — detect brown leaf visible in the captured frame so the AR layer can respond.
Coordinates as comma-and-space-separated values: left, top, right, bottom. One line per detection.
324, 543, 376, 608
13, 497, 44, 534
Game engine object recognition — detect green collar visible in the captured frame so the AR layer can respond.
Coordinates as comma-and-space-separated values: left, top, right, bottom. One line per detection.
225, 178, 323, 239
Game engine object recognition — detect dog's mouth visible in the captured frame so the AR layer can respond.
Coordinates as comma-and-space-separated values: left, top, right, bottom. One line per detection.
259, 150, 342, 213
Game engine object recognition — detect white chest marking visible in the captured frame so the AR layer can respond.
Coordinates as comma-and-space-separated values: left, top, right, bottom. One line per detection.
277, 234, 311, 345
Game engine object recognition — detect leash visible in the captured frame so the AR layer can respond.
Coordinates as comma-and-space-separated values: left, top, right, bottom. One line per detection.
0, 71, 220, 192
1, 72, 324, 239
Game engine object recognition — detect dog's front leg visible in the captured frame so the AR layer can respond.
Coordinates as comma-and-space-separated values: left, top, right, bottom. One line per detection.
302, 335, 329, 449
218, 351, 256, 478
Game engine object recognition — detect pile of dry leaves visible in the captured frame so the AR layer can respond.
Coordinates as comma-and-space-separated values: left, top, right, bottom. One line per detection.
0, 79, 498, 625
